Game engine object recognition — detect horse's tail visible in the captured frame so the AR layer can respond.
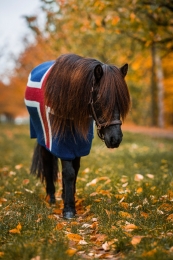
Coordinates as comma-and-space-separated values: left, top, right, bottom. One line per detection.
30, 142, 58, 182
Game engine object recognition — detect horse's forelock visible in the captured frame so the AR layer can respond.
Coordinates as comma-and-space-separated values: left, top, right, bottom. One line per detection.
97, 64, 130, 122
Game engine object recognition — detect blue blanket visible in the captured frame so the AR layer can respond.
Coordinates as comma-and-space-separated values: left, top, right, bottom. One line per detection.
24, 61, 94, 160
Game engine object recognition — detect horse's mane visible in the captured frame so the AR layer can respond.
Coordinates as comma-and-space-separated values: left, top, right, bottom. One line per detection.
44, 53, 130, 139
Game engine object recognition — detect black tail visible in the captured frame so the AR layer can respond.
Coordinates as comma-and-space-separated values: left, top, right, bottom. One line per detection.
30, 142, 58, 182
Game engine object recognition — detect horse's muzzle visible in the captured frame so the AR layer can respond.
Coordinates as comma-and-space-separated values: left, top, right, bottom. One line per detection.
104, 135, 123, 148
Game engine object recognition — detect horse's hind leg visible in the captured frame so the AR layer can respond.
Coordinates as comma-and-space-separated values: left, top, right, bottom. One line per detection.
41, 147, 58, 204
61, 160, 77, 219
31, 143, 58, 204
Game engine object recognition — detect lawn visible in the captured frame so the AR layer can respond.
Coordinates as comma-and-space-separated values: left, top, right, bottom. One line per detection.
0, 124, 173, 260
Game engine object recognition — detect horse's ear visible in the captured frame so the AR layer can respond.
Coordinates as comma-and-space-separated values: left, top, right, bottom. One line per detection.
94, 64, 103, 82
120, 63, 128, 78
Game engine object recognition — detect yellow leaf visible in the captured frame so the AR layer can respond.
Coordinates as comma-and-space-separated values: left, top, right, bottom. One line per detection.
167, 214, 173, 222
123, 224, 138, 231
119, 211, 132, 218
9, 223, 22, 234
159, 203, 172, 212
142, 248, 157, 257
53, 209, 62, 214
16, 223, 22, 231
119, 202, 129, 209
9, 228, 20, 234
66, 248, 77, 256
55, 223, 64, 230
136, 187, 143, 194
131, 236, 143, 245
99, 190, 111, 197
115, 194, 126, 199
168, 190, 173, 200
66, 233, 83, 242
112, 16, 120, 25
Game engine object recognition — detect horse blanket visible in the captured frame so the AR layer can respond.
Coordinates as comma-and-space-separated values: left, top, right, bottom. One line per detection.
24, 61, 94, 160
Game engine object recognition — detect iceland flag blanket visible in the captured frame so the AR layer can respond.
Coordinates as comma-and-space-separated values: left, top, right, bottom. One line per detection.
24, 61, 94, 160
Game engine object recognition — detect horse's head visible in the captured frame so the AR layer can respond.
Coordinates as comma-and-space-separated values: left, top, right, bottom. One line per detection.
90, 63, 129, 149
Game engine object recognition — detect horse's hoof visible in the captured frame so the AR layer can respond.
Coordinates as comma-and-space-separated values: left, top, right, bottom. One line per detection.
63, 211, 75, 219
49, 197, 56, 204
47, 194, 56, 205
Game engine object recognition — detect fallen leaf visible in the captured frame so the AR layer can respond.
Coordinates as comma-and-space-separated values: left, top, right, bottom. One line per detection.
140, 212, 149, 219
119, 202, 129, 209
115, 194, 126, 199
0, 252, 4, 257
169, 247, 173, 252
134, 174, 144, 182
136, 187, 143, 194
53, 208, 62, 214
120, 176, 128, 183
122, 182, 128, 188
9, 223, 22, 234
119, 211, 132, 218
82, 168, 90, 174
146, 174, 154, 179
23, 179, 30, 185
102, 241, 110, 251
142, 248, 157, 257
66, 248, 77, 256
90, 234, 107, 242
30, 256, 40, 260
86, 177, 110, 187
0, 198, 7, 206
131, 236, 143, 245
55, 223, 64, 230
167, 214, 173, 222
159, 203, 172, 212
81, 223, 91, 228
66, 233, 83, 242
99, 190, 111, 197
90, 192, 98, 197
15, 164, 23, 170
168, 190, 173, 200
123, 224, 138, 231
79, 240, 88, 245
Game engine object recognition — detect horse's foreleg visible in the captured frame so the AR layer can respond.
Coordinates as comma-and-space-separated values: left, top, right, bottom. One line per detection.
61, 160, 76, 219
41, 146, 58, 204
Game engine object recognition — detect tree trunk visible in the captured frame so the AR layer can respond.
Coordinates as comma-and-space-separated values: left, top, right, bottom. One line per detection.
155, 53, 164, 128
150, 44, 158, 126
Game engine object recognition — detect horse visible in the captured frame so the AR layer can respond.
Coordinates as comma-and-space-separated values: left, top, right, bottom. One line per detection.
24, 53, 130, 219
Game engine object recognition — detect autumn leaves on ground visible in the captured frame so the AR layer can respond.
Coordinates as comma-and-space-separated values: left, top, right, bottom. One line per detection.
0, 124, 173, 260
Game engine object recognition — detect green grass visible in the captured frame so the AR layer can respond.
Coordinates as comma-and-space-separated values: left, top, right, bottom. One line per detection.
0, 124, 173, 259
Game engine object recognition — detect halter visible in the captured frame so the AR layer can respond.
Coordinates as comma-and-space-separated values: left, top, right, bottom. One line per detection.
89, 86, 122, 141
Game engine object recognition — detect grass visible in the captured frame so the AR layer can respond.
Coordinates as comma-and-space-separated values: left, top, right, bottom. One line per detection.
0, 124, 173, 260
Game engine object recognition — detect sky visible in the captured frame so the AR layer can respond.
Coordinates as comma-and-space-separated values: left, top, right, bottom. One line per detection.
0, 0, 43, 81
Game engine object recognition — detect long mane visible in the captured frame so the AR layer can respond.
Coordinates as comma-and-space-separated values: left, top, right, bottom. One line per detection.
44, 54, 130, 139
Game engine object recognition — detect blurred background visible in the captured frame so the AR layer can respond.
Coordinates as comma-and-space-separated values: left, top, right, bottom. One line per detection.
0, 0, 173, 128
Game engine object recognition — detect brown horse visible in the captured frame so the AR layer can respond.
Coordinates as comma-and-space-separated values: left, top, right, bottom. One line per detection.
25, 53, 130, 219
